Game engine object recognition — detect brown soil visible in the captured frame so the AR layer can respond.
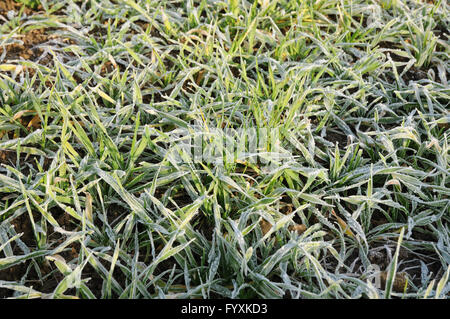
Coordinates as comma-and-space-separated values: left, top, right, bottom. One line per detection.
0, 257, 68, 298
0, 148, 51, 176
0, 214, 39, 298
0, 205, 80, 298
0, 0, 58, 76
380, 271, 409, 293
0, 262, 28, 298
0, 28, 49, 62
0, 211, 96, 299
325, 130, 349, 146
0, 197, 128, 298
0, 0, 41, 16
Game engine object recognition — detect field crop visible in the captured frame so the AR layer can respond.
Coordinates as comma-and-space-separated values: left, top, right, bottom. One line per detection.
0, 0, 449, 299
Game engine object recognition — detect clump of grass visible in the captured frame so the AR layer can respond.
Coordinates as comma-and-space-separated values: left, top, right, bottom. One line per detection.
0, 0, 449, 299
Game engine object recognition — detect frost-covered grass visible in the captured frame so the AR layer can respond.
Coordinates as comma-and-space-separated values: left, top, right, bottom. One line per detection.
0, 0, 449, 299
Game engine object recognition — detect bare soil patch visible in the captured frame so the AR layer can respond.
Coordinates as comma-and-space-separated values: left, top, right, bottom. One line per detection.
0, 0, 40, 16
0, 28, 49, 62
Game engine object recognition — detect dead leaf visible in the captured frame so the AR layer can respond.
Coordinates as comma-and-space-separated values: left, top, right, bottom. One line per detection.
27, 114, 41, 130
69, 120, 85, 127
385, 179, 401, 187
195, 69, 205, 85
331, 209, 355, 238
288, 224, 307, 235
260, 219, 272, 235
13, 110, 35, 121
84, 191, 93, 223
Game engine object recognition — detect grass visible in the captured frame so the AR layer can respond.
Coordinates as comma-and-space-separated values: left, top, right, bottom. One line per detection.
0, 0, 449, 299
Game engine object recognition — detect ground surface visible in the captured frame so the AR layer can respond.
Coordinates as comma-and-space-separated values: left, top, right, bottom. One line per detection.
0, 0, 449, 299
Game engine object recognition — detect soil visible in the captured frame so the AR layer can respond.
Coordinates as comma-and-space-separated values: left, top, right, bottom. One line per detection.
0, 0, 59, 76
325, 129, 350, 146
0, 204, 110, 298
0, 28, 49, 62
0, 0, 447, 300
0, 207, 71, 298
0, 148, 51, 176
0, 0, 40, 16
379, 271, 409, 293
